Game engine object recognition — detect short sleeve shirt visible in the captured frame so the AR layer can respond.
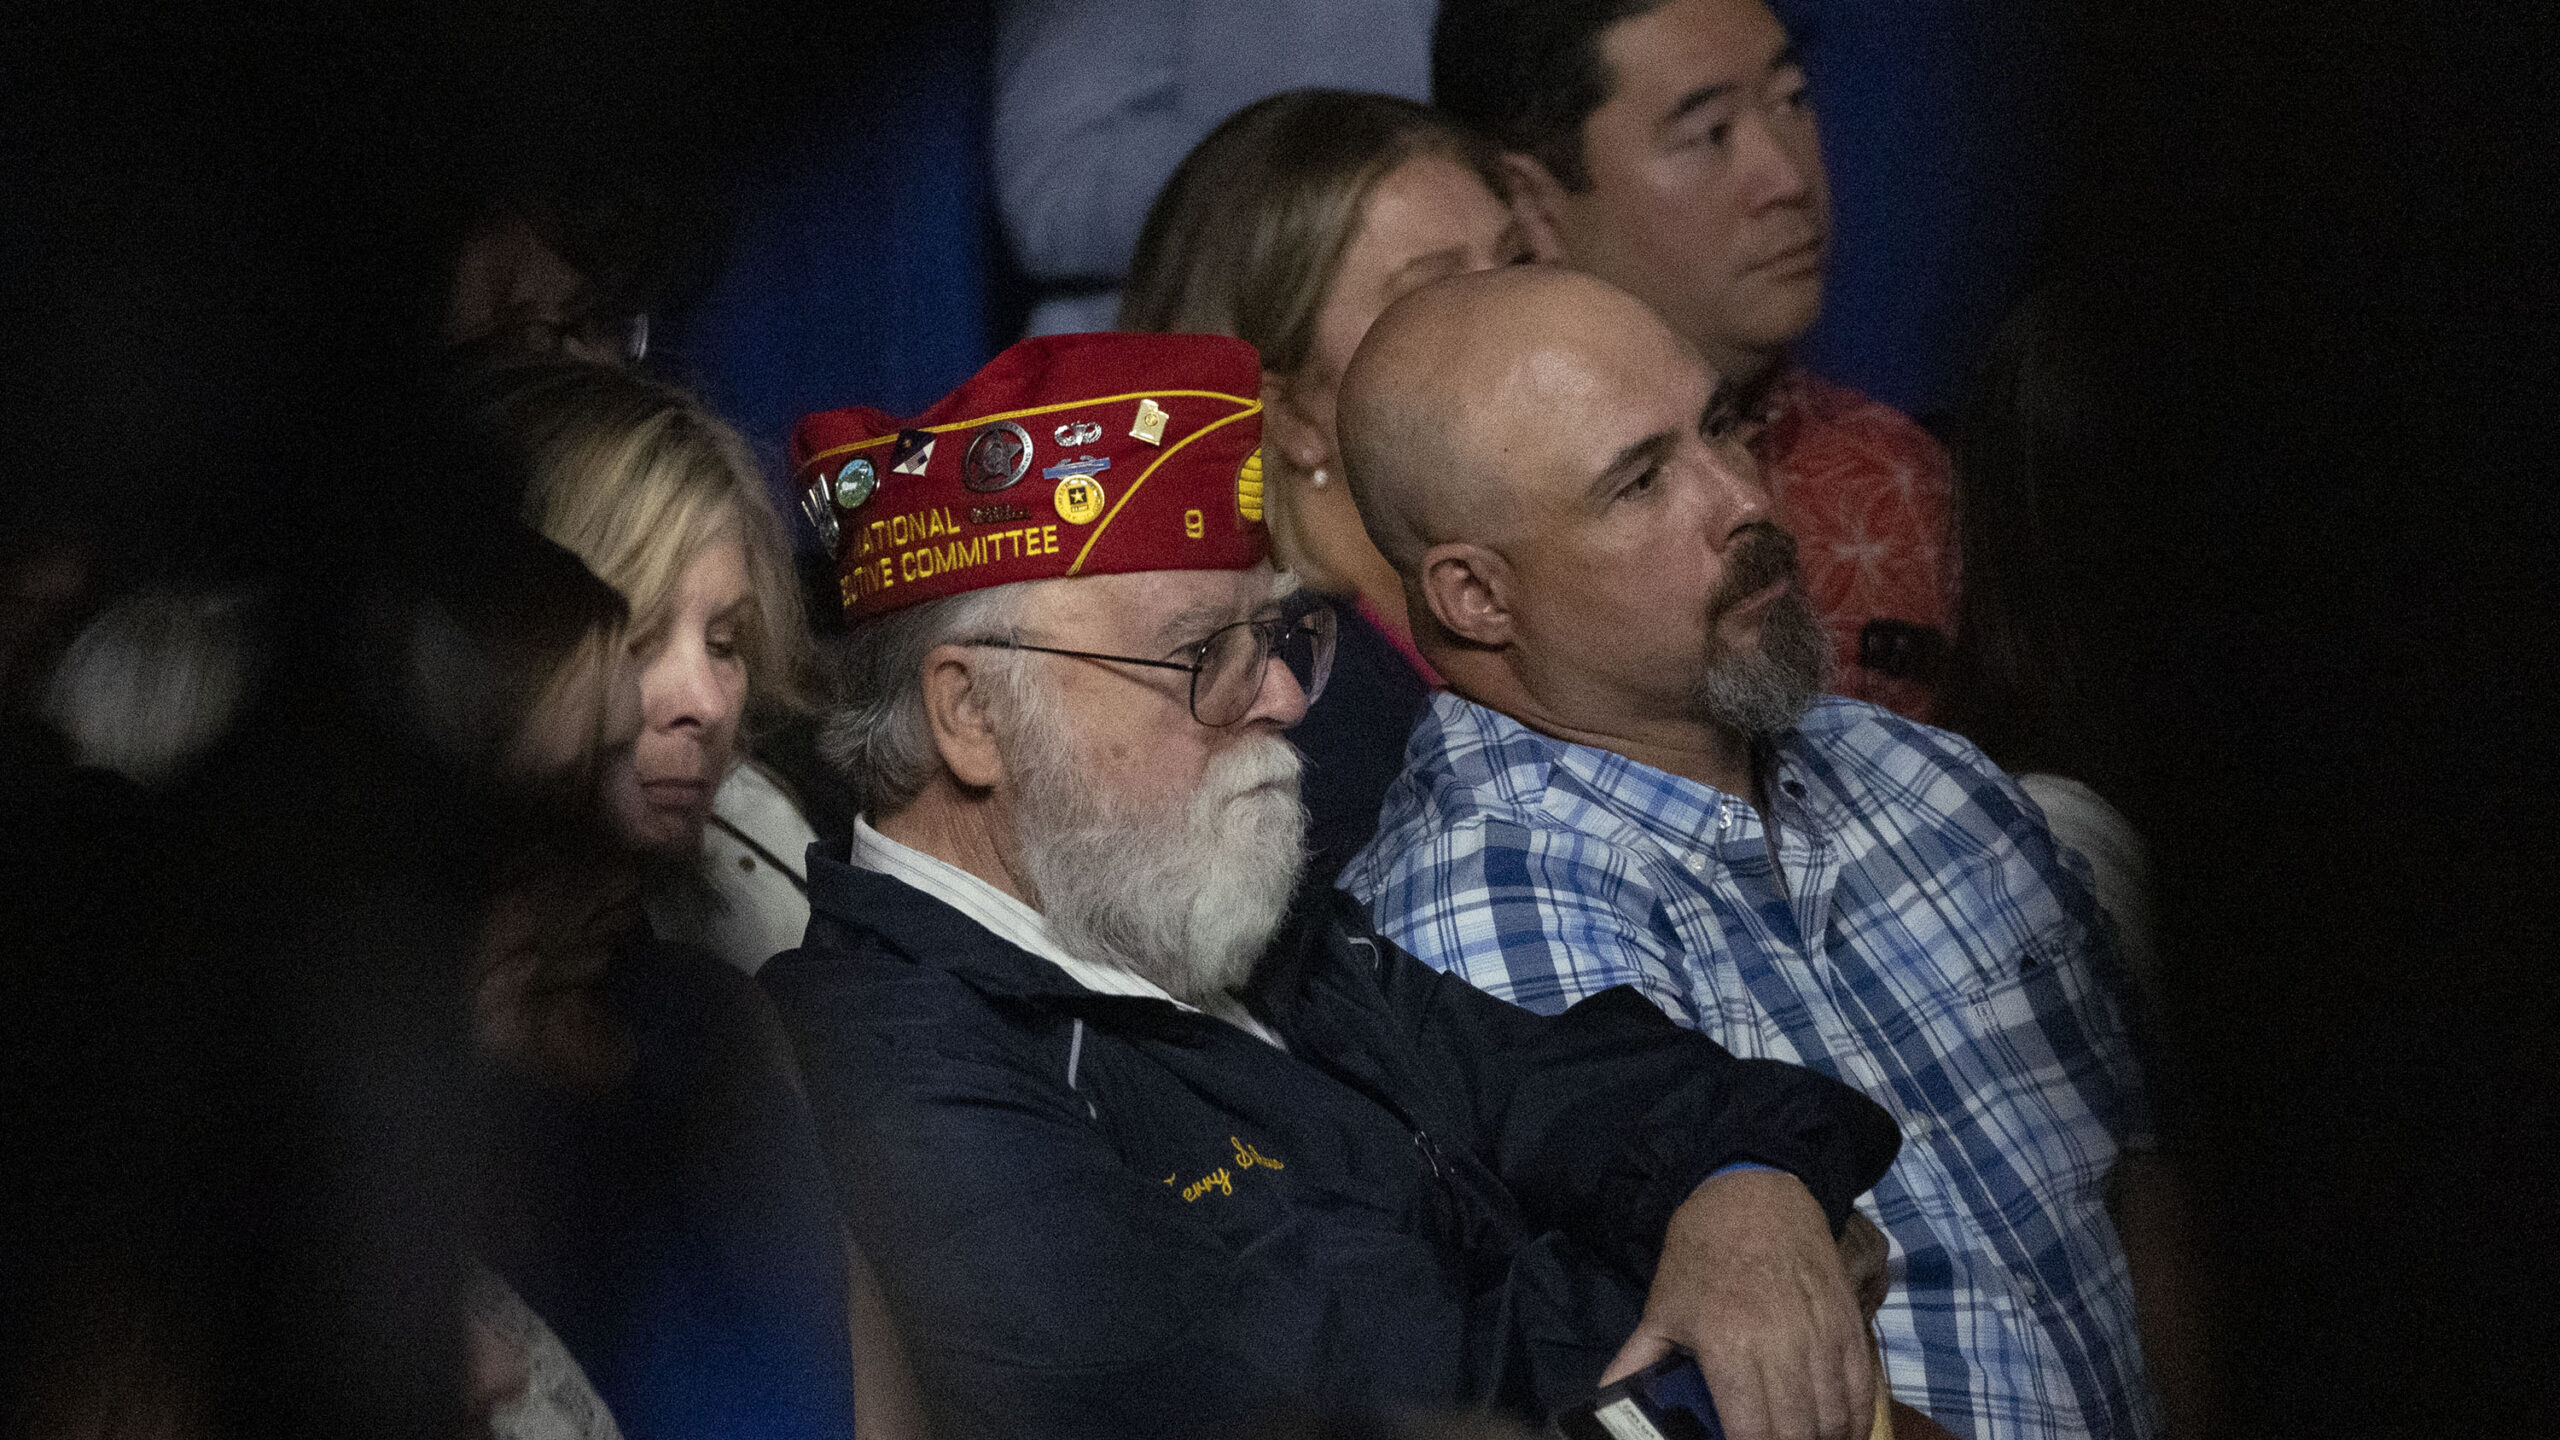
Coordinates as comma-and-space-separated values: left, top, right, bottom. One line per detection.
1755, 366, 1956, 723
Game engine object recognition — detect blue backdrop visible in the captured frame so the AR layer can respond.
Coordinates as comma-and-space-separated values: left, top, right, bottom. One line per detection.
666, 10, 1002, 557
1774, 0, 2063, 422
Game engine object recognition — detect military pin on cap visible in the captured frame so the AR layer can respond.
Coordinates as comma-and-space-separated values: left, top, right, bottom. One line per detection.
833, 456, 878, 508
963, 420, 1033, 492
1044, 455, 1110, 525
889, 429, 936, 476
1054, 474, 1106, 525
1130, 398, 1169, 446
798, 479, 841, 550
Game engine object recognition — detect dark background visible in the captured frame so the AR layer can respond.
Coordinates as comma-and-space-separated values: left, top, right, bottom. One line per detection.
5, 0, 2554, 1432
2042, 4, 2559, 1430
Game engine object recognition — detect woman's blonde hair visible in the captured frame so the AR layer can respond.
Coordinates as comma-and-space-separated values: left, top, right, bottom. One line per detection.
469, 360, 813, 717
1119, 90, 1503, 585
1120, 89, 1503, 375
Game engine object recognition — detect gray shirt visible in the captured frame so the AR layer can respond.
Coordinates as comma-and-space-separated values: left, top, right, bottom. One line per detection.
993, 0, 1436, 336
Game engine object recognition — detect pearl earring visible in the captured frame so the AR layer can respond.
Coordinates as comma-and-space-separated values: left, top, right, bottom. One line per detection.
1309, 466, 1330, 489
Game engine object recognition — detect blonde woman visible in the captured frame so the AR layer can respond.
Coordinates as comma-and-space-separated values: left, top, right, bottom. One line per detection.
465, 374, 928, 1440
472, 359, 825, 976
1120, 89, 1528, 868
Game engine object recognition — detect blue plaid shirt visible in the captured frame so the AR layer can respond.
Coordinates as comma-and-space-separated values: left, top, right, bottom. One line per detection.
1343, 693, 2160, 1440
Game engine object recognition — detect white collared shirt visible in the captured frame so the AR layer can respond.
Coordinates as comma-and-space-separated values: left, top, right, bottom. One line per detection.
849, 818, 1282, 1049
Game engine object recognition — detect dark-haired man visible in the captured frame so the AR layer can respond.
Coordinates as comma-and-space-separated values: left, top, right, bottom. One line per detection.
1433, 0, 1953, 722
1338, 267, 2165, 1440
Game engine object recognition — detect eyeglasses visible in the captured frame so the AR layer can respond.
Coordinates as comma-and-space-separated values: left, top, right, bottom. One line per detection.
495, 306, 650, 366
966, 605, 1337, 727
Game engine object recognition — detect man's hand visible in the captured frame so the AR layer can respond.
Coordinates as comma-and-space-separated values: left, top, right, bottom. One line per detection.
1837, 1208, 1891, 1319
1604, 1167, 1874, 1440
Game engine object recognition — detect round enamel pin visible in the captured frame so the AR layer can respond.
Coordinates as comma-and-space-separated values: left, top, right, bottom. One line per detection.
1053, 473, 1106, 525
833, 456, 878, 508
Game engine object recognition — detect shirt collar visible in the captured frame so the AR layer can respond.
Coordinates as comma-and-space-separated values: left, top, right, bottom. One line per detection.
1423, 692, 1832, 847
849, 817, 1180, 1006
845, 818, 1284, 1047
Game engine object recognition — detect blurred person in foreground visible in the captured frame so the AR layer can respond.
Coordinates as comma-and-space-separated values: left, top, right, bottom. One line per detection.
1120, 88, 1529, 870
449, 519, 866, 1440
2, 529, 640, 1440
765, 330, 1901, 1440
450, 533, 642, 1440
1335, 268, 2168, 1440
1936, 293, 2160, 1009
1434, 0, 1954, 722
1934, 291, 2222, 1437
469, 360, 833, 977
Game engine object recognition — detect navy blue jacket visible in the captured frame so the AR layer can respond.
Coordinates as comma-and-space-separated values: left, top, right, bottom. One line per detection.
763, 857, 1898, 1438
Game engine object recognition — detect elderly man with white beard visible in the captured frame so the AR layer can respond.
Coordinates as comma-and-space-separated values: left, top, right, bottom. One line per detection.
760, 332, 1903, 1440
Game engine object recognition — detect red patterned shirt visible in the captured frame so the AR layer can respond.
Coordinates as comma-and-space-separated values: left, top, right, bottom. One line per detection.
1752, 366, 1956, 722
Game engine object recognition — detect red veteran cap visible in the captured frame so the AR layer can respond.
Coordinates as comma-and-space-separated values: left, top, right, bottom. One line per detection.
790, 332, 1270, 622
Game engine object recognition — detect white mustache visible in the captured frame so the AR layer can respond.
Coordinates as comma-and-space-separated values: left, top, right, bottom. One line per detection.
1200, 734, 1303, 807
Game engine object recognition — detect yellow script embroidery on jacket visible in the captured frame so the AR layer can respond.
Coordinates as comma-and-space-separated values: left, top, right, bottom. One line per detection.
1163, 1138, 1287, 1203
1230, 1135, 1284, 1171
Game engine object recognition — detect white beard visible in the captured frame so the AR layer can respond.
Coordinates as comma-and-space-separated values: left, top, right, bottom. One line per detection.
1001, 699, 1308, 1007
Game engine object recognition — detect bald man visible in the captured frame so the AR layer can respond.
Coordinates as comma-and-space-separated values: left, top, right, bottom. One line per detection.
1337, 269, 2169, 1440
1435, 0, 1960, 724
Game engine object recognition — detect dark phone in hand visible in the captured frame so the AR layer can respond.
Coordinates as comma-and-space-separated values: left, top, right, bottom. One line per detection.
1550, 1353, 1725, 1440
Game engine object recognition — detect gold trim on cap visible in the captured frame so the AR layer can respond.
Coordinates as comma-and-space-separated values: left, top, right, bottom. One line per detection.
1064, 403, 1263, 576
798, 388, 1258, 478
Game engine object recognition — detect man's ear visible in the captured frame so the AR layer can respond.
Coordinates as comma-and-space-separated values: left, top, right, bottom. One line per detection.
1417, 542, 1517, 649
919, 645, 1007, 790
1500, 152, 1577, 265
1259, 369, 1331, 475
